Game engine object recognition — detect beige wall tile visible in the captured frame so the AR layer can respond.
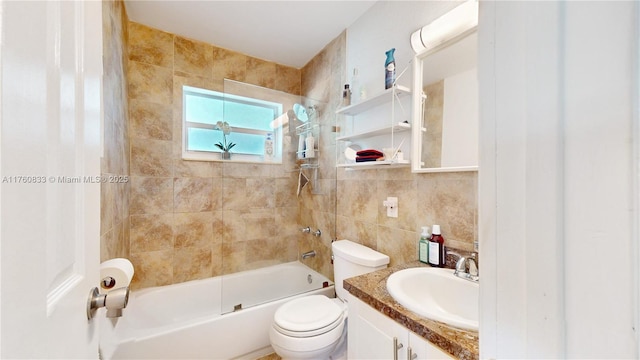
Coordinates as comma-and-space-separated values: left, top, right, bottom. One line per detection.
130, 213, 174, 253
417, 172, 477, 244
173, 177, 214, 213
128, 22, 173, 68
131, 138, 173, 176
130, 176, 174, 215
246, 57, 276, 88
377, 180, 417, 232
174, 36, 213, 78
173, 246, 212, 283
174, 159, 219, 178
336, 179, 378, 223
130, 250, 173, 289
275, 64, 301, 95
128, 61, 173, 104
246, 178, 275, 210
130, 99, 172, 141
377, 225, 418, 267
212, 47, 247, 82
101, 0, 129, 261
174, 212, 214, 248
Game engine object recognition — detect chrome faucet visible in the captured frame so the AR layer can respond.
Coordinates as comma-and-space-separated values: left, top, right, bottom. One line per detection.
448, 251, 479, 282
302, 250, 316, 259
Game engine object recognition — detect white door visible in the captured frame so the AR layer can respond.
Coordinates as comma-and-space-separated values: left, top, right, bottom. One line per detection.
1, 0, 102, 358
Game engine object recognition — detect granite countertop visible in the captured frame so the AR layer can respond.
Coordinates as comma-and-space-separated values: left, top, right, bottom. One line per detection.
343, 261, 479, 360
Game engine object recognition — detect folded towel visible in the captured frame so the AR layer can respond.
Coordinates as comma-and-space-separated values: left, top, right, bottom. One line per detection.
356, 149, 383, 157
356, 155, 381, 162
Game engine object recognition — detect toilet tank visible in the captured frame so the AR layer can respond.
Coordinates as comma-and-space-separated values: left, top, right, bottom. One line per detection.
332, 240, 390, 300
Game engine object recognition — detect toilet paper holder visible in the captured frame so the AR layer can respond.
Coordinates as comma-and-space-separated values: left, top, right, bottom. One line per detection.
87, 286, 130, 320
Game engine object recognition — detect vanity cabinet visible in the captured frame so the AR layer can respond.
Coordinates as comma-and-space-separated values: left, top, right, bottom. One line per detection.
335, 86, 416, 169
347, 294, 453, 360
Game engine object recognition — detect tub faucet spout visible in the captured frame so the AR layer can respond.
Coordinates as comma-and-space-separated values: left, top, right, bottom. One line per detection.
302, 250, 316, 259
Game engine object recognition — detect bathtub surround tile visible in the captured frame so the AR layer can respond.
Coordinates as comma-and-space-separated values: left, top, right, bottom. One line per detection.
173, 159, 219, 178
275, 206, 300, 237
212, 47, 247, 82
130, 250, 174, 289
275, 64, 301, 95
101, 180, 116, 235
130, 99, 172, 141
174, 36, 213, 78
245, 237, 289, 267
221, 241, 246, 274
210, 242, 223, 277
221, 178, 248, 212
173, 177, 214, 213
173, 246, 212, 283
129, 177, 174, 215
246, 178, 276, 210
128, 22, 173, 68
222, 162, 273, 179
130, 138, 173, 177
174, 212, 214, 248
130, 214, 174, 253
101, 0, 130, 270
275, 177, 298, 208
128, 61, 173, 104
245, 57, 276, 89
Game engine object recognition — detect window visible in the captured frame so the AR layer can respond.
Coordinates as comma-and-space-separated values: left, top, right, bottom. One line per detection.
182, 85, 284, 163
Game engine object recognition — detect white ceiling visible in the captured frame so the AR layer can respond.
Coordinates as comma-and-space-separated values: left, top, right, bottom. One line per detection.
124, 1, 377, 69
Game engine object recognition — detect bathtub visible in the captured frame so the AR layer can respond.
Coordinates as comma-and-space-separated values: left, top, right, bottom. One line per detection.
100, 261, 334, 360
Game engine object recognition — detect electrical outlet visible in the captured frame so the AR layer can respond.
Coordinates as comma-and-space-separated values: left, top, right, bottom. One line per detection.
383, 197, 398, 218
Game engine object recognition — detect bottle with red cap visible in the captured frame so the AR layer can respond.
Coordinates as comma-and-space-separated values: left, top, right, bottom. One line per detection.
428, 224, 445, 267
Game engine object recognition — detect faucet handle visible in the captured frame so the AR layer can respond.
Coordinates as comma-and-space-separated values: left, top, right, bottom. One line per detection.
467, 256, 479, 277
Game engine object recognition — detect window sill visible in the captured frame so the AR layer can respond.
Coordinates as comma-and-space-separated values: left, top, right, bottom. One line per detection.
182, 151, 282, 165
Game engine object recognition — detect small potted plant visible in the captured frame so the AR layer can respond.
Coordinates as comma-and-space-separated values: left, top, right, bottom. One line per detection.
214, 121, 236, 159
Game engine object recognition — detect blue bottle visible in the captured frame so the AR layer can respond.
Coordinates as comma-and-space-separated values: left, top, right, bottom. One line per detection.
385, 48, 396, 89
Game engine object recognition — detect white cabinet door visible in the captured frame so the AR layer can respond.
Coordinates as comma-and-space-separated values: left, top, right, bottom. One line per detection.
0, 0, 102, 358
348, 294, 456, 360
348, 294, 408, 360
408, 331, 455, 360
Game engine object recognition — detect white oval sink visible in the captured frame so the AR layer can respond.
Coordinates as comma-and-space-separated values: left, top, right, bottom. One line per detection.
386, 267, 478, 331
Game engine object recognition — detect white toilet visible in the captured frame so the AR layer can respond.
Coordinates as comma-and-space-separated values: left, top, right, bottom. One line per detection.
269, 240, 390, 359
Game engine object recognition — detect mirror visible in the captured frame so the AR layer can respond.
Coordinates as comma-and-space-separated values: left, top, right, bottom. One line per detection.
411, 30, 478, 173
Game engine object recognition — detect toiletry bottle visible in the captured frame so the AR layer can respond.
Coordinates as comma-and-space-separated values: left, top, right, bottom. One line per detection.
264, 133, 274, 161
304, 133, 315, 158
428, 224, 445, 267
418, 226, 431, 263
351, 68, 360, 103
342, 84, 351, 106
297, 133, 306, 159
385, 48, 396, 89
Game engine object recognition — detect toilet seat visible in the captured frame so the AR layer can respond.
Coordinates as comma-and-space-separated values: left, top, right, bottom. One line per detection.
273, 295, 345, 337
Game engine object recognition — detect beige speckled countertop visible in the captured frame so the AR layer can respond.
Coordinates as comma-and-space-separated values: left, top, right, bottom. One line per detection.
343, 261, 479, 360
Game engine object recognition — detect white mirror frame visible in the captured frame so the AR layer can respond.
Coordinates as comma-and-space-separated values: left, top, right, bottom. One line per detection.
411, 27, 479, 173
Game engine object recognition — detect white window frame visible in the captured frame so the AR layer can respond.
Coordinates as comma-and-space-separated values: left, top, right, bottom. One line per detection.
181, 85, 283, 163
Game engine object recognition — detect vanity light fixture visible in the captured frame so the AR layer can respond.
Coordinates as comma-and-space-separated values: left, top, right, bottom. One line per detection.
410, 0, 478, 54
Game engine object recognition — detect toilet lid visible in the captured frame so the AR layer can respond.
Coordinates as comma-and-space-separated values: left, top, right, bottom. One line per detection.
274, 295, 344, 335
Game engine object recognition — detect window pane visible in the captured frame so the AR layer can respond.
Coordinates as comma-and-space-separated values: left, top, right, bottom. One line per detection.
187, 128, 222, 152
224, 99, 279, 131
230, 132, 267, 155
185, 92, 222, 125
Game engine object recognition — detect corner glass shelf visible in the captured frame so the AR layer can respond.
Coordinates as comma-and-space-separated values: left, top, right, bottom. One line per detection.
336, 159, 410, 170
336, 85, 411, 116
337, 122, 412, 142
